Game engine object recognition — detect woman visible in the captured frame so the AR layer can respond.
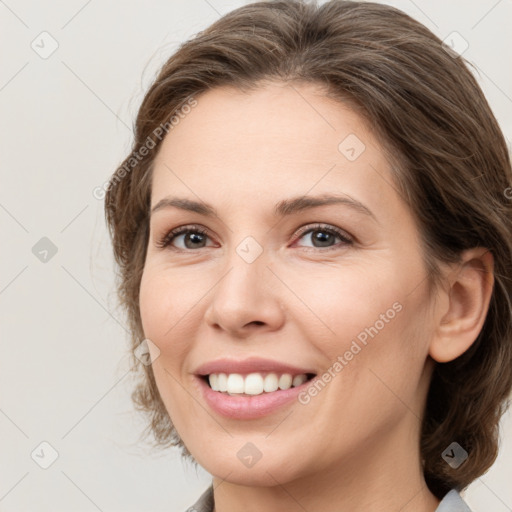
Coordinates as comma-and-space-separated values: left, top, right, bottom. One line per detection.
104, 1, 512, 510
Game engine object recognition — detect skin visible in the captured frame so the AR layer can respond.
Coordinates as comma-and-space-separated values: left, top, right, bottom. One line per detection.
139, 81, 494, 512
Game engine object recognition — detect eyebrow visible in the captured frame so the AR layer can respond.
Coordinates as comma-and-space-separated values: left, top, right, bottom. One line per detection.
150, 194, 378, 222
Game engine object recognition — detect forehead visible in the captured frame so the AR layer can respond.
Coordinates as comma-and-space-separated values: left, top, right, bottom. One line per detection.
150, 82, 401, 223
155, 82, 377, 162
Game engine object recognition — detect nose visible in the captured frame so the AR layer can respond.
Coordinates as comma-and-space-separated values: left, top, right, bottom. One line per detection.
203, 251, 286, 338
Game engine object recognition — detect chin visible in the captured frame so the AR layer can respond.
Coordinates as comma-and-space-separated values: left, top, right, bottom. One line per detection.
190, 442, 305, 486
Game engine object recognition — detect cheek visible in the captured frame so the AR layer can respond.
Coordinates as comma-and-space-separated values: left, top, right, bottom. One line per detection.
139, 265, 195, 357
283, 261, 403, 352
139, 266, 197, 418
288, 257, 430, 391
139, 267, 168, 340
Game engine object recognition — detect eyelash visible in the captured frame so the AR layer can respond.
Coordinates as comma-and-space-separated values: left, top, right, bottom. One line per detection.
155, 223, 353, 252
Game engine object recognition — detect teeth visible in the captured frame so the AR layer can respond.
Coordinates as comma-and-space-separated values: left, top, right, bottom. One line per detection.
244, 373, 264, 395
207, 372, 310, 395
263, 373, 278, 392
278, 374, 292, 390
226, 373, 244, 394
217, 373, 228, 392
209, 373, 219, 391
292, 374, 308, 387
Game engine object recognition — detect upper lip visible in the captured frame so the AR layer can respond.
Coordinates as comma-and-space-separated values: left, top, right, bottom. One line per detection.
194, 357, 317, 376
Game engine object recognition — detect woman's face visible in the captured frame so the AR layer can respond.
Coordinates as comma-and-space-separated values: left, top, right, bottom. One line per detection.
139, 82, 438, 485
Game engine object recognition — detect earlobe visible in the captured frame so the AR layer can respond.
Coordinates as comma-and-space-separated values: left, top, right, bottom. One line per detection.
428, 248, 494, 363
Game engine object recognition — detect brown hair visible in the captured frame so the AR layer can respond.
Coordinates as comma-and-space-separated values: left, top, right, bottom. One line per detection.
104, 0, 512, 499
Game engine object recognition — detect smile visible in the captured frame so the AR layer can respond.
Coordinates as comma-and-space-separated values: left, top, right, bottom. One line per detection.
205, 371, 315, 396
195, 372, 317, 420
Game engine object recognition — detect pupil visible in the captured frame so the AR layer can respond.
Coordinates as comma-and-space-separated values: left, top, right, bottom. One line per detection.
314, 230, 332, 247
186, 232, 205, 249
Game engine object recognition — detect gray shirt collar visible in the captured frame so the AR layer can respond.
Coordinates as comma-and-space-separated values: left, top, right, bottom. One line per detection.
185, 485, 472, 512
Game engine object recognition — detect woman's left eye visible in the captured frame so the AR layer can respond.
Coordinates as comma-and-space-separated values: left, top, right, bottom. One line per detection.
292, 224, 353, 250
155, 223, 353, 251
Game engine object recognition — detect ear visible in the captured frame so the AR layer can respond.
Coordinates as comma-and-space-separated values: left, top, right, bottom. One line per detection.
429, 248, 494, 363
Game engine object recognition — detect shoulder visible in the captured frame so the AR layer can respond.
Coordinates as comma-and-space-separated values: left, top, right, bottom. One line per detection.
436, 489, 473, 512
184, 485, 214, 512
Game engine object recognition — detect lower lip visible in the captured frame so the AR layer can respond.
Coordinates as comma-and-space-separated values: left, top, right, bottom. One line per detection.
194, 376, 313, 420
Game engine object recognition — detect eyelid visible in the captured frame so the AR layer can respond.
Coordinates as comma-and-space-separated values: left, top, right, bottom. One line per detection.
154, 223, 212, 250
291, 223, 353, 245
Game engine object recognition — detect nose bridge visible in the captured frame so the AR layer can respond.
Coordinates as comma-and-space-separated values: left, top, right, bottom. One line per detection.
204, 235, 284, 333
217, 236, 271, 307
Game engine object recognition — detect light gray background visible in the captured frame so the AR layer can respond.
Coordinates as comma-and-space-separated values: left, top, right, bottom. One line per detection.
1, 1, 511, 511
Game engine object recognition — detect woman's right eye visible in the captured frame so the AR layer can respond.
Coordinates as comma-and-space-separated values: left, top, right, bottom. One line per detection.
155, 225, 214, 251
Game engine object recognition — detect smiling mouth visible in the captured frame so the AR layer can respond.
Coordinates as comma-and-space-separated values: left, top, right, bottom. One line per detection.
200, 371, 316, 396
